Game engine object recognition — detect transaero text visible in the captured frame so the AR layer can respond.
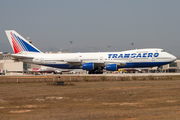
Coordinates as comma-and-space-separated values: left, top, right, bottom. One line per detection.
108, 53, 159, 58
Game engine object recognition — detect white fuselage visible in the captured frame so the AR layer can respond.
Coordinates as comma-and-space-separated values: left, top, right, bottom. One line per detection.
16, 48, 176, 69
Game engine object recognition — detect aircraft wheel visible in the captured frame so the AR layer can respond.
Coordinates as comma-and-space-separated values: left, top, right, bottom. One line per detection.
88, 70, 93, 74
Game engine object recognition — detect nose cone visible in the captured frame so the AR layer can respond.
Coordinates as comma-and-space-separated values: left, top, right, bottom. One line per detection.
172, 55, 177, 61
171, 54, 177, 62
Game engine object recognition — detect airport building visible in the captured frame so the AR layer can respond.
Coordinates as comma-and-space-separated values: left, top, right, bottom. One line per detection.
0, 52, 23, 75
163, 59, 180, 73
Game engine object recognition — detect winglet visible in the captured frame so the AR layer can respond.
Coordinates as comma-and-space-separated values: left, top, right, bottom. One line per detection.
5, 30, 42, 54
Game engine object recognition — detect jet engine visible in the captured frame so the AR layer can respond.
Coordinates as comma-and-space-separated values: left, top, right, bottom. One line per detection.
82, 63, 94, 70
106, 64, 117, 71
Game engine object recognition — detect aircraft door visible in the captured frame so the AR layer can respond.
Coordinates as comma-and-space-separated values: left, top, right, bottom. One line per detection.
152, 57, 155, 61
40, 58, 45, 64
129, 54, 133, 62
76, 57, 79, 61
152, 50, 158, 61
129, 58, 132, 62
100, 56, 103, 61
152, 51, 158, 61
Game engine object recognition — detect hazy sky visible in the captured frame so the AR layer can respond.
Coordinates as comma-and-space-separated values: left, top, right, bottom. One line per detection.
0, 0, 180, 55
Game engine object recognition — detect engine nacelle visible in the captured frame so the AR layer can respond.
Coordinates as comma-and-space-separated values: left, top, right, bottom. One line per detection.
106, 64, 117, 71
82, 63, 94, 70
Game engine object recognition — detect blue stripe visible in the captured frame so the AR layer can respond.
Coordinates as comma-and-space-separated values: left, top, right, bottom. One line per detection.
39, 62, 172, 69
15, 35, 27, 51
118, 62, 172, 68
38, 64, 78, 69
21, 40, 40, 52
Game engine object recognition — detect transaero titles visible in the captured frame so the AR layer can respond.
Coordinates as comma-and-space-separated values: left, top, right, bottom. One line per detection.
108, 53, 159, 58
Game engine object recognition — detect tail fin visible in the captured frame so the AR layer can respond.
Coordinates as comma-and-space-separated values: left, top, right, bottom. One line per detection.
5, 30, 42, 54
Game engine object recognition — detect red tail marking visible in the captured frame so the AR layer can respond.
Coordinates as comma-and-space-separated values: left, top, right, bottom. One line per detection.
10, 33, 22, 54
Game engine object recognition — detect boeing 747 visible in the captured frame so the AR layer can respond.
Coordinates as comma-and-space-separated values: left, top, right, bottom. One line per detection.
5, 30, 177, 74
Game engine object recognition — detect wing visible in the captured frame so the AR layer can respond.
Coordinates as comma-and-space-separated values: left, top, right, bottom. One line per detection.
64, 59, 126, 68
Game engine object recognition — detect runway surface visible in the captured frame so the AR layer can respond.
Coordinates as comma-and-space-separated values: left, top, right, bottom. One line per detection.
1, 73, 180, 77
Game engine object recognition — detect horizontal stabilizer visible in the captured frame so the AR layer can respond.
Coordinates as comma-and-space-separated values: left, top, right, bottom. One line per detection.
9, 54, 34, 59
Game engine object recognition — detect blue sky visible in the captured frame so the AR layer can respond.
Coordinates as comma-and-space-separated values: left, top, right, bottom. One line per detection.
0, 0, 180, 55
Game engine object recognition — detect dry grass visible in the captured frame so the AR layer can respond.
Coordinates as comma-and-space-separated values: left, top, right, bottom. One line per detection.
0, 75, 178, 84
0, 76, 180, 119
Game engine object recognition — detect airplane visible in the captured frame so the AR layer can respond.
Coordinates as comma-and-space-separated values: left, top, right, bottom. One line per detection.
38, 67, 70, 74
5, 30, 177, 74
33, 67, 83, 74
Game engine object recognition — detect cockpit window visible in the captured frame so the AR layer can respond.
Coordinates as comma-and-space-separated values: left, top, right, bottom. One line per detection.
161, 50, 165, 52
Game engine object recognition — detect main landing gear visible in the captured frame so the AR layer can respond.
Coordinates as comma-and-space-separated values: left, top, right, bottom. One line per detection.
88, 70, 103, 74
88, 67, 104, 74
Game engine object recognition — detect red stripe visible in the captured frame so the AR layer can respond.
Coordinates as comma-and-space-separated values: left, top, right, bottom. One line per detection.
11, 37, 18, 54
10, 33, 19, 53
12, 37, 21, 53
11, 36, 20, 52
10, 33, 22, 54
12, 33, 22, 53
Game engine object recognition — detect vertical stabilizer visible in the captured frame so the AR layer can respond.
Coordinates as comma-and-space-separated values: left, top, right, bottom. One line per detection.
5, 30, 42, 54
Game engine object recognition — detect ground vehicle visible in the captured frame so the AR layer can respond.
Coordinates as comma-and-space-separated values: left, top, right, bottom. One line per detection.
0, 69, 6, 75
